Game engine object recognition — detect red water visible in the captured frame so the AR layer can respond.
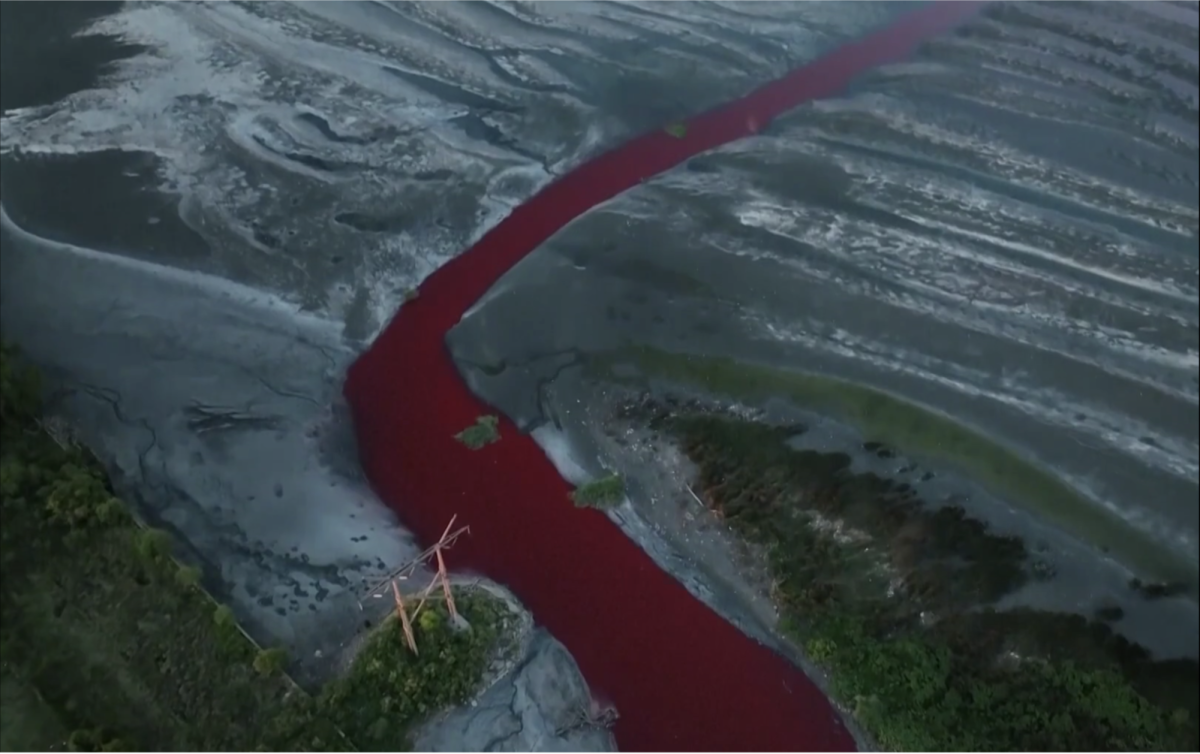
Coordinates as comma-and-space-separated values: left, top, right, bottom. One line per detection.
344, 4, 985, 750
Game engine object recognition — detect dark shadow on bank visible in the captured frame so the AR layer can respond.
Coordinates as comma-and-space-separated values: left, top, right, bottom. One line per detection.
0, 1, 147, 114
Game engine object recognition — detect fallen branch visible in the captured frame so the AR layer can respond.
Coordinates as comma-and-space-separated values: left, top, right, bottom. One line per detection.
391, 580, 418, 655
358, 520, 469, 607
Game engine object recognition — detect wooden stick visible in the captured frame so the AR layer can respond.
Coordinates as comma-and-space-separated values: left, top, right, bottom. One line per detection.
357, 524, 469, 604
436, 547, 458, 621
391, 579, 418, 655
436, 514, 458, 547
410, 572, 440, 622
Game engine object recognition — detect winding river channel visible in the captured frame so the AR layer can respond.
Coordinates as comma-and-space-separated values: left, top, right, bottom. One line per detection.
2, 1, 1197, 751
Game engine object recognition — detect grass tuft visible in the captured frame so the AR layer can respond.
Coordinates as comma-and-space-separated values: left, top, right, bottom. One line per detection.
454, 414, 501, 450
570, 474, 625, 509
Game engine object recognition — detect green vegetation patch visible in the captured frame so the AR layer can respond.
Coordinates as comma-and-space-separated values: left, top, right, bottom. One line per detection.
570, 473, 626, 509
324, 592, 511, 750
1, 672, 69, 752
454, 414, 501, 450
663, 122, 688, 139
590, 346, 1197, 598
0, 344, 511, 751
659, 410, 1198, 752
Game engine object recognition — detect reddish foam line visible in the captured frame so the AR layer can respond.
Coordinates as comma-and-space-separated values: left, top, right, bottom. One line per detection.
345, 4, 986, 751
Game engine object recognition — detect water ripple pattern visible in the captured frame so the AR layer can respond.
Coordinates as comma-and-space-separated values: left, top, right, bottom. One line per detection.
1, 0, 905, 339
449, 2, 1200, 564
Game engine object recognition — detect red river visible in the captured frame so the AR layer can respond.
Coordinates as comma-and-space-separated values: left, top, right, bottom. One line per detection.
344, 3, 986, 750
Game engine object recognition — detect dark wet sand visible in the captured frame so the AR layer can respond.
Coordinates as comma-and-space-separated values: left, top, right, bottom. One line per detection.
344, 3, 986, 750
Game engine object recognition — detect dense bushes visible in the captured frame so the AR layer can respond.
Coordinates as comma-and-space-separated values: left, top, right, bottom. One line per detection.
0, 344, 512, 751
668, 412, 1198, 752
323, 594, 510, 749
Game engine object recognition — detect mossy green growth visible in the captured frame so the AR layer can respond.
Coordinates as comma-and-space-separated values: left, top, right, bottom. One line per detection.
663, 122, 688, 139
0, 343, 512, 751
322, 592, 511, 750
175, 564, 203, 588
570, 474, 626, 509
454, 414, 501, 450
254, 647, 289, 678
662, 410, 1198, 752
590, 346, 1197, 598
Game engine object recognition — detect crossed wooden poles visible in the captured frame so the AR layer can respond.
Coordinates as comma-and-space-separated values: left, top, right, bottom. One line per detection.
358, 515, 469, 655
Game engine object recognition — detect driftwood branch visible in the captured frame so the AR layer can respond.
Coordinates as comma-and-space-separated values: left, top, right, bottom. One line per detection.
358, 520, 469, 607
359, 515, 467, 655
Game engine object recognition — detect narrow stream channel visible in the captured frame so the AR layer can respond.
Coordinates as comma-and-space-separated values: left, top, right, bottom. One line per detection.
343, 3, 987, 750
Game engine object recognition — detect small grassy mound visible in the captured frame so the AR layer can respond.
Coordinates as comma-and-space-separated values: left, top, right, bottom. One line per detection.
570, 474, 626, 509
454, 414, 501, 450
659, 410, 1198, 752
324, 593, 510, 750
0, 344, 510, 751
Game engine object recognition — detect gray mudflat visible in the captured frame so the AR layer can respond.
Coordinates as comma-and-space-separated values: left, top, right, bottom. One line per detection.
414, 631, 616, 753
447, 2, 1199, 593
1, 207, 411, 675
0, 209, 617, 750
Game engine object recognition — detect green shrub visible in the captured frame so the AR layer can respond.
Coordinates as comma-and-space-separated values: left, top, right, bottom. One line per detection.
320, 593, 508, 749
175, 565, 202, 588
134, 528, 171, 561
212, 605, 236, 628
816, 623, 1180, 751
417, 608, 443, 633
570, 474, 625, 509
454, 415, 500, 450
253, 648, 288, 677
44, 465, 124, 530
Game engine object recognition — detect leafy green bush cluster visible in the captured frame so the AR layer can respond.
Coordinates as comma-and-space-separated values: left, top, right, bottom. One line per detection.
454, 414, 501, 450
0, 344, 513, 751
670, 412, 1198, 752
254, 647, 289, 678
797, 612, 1192, 752
44, 463, 128, 530
323, 594, 509, 749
